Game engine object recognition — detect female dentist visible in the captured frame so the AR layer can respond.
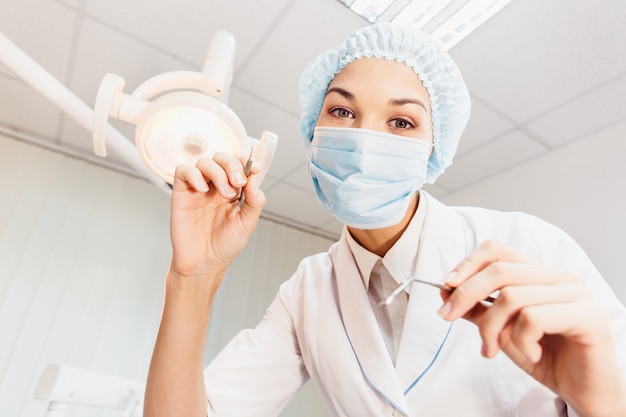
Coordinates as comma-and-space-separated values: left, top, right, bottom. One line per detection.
144, 23, 626, 417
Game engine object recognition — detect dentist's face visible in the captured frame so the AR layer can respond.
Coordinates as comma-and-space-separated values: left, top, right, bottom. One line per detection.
316, 58, 434, 144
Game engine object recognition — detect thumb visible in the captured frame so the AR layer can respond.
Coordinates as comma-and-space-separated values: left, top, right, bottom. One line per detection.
239, 177, 266, 224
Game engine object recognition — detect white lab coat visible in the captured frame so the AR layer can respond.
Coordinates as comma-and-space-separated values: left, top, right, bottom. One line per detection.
205, 192, 626, 417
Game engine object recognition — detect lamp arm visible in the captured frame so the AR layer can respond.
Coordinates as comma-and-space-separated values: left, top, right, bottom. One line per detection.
0, 31, 165, 189
202, 30, 235, 99
131, 30, 236, 103
130, 70, 223, 101
130, 69, 233, 103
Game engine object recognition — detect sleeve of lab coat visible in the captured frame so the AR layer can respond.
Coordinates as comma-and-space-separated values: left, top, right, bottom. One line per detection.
204, 277, 309, 417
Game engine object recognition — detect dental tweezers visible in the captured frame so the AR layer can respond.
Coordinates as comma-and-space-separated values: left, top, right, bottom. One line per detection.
379, 276, 497, 307
237, 146, 254, 209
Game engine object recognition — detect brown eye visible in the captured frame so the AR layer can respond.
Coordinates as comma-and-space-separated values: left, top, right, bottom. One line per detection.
330, 107, 355, 119
390, 118, 415, 129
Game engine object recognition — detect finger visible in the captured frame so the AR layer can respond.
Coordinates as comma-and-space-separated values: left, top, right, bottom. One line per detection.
195, 157, 238, 199
495, 323, 533, 369
238, 177, 266, 224
505, 300, 609, 365
473, 284, 591, 358
445, 240, 538, 287
213, 152, 250, 190
173, 164, 209, 193
441, 263, 581, 321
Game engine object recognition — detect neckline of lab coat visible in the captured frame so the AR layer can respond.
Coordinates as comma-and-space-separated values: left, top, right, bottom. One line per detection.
332, 191, 468, 413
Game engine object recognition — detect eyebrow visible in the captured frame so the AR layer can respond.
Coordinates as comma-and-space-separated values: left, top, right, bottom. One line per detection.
388, 98, 429, 114
325, 87, 355, 100
325, 87, 429, 114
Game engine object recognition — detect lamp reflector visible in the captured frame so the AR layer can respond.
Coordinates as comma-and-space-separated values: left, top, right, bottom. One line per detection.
135, 92, 247, 184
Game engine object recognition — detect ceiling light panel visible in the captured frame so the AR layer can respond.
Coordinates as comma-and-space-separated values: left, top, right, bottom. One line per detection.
430, 0, 512, 50
339, 0, 396, 23
338, 0, 513, 50
392, 0, 453, 29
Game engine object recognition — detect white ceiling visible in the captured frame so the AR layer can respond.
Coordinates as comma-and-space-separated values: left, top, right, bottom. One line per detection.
1, 0, 625, 239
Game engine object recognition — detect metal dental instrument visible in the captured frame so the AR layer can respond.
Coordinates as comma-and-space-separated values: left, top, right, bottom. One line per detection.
379, 276, 497, 307
237, 146, 254, 209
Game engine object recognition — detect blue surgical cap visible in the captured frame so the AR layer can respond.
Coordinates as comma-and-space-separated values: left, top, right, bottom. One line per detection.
299, 22, 471, 183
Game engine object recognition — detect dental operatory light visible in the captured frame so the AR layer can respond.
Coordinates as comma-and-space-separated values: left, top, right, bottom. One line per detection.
338, 0, 513, 50
93, 30, 277, 185
35, 363, 144, 417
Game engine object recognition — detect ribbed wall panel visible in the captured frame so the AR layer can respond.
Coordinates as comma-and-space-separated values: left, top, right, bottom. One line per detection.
0, 134, 333, 417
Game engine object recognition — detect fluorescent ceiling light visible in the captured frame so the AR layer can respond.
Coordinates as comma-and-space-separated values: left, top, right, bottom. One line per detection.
392, 0, 453, 28
339, 0, 395, 23
338, 0, 513, 50
430, 0, 512, 50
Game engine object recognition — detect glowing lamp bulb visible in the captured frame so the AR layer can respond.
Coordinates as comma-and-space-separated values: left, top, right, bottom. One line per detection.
134, 92, 247, 184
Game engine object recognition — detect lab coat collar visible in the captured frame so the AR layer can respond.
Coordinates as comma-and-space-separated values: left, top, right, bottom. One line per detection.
332, 191, 467, 411
333, 233, 408, 412
395, 193, 465, 393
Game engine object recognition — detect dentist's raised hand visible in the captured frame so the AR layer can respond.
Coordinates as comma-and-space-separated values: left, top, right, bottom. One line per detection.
169, 152, 265, 282
145, 152, 265, 417
438, 240, 626, 417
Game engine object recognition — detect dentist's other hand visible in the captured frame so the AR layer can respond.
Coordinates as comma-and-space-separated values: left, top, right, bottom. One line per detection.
438, 240, 626, 417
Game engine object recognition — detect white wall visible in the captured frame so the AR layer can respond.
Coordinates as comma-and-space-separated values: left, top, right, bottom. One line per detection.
440, 120, 626, 303
0, 134, 333, 417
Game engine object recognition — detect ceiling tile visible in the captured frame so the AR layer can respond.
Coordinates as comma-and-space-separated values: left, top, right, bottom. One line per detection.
436, 129, 548, 190
58, 17, 188, 157
68, 17, 188, 104
4, 0, 625, 236
258, 175, 278, 193
56, 0, 80, 7
316, 217, 343, 239
0, 0, 76, 81
83, 0, 291, 71
58, 113, 135, 161
0, 64, 12, 79
0, 76, 61, 139
228, 87, 309, 179
451, 0, 626, 123
235, 0, 366, 118
282, 161, 315, 193
262, 182, 335, 229
456, 96, 514, 156
525, 72, 626, 147
440, 119, 626, 216
421, 183, 449, 199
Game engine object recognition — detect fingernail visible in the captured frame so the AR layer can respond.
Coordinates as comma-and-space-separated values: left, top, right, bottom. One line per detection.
223, 187, 237, 198
233, 172, 246, 185
527, 345, 542, 363
194, 179, 209, 192
444, 270, 459, 285
438, 301, 452, 318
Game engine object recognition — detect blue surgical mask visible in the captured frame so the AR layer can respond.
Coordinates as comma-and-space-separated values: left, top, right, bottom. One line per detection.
307, 126, 432, 230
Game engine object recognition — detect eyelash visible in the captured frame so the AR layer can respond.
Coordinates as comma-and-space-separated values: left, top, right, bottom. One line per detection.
328, 107, 417, 130
329, 107, 354, 119
390, 118, 416, 130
